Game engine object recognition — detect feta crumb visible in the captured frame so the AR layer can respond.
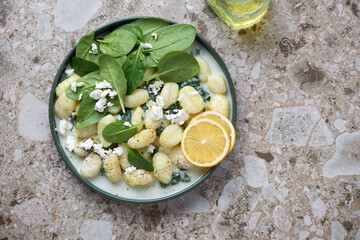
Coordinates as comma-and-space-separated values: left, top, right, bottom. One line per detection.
177, 95, 184, 101
80, 139, 94, 150
150, 106, 163, 121
65, 68, 75, 76
57, 119, 73, 136
115, 115, 122, 121
140, 43, 153, 49
95, 98, 107, 112
107, 102, 114, 107
93, 143, 112, 158
65, 131, 78, 152
147, 144, 156, 153
109, 91, 117, 99
151, 33, 158, 40
70, 82, 85, 92
89, 43, 98, 54
156, 95, 165, 108
113, 147, 123, 156
148, 80, 164, 95
189, 91, 198, 96
124, 166, 137, 175
95, 80, 112, 89
78, 93, 83, 100
124, 121, 132, 127
90, 89, 102, 100
165, 109, 189, 125
100, 89, 111, 98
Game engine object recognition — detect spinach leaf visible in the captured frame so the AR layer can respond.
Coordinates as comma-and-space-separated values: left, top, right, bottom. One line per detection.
131, 17, 169, 36
114, 56, 127, 67
102, 120, 141, 143
122, 143, 154, 172
123, 47, 146, 94
146, 51, 199, 83
65, 71, 100, 100
144, 55, 158, 68
143, 24, 196, 60
77, 92, 96, 121
71, 57, 99, 77
160, 171, 191, 188
118, 109, 132, 121
75, 109, 108, 129
75, 31, 100, 64
118, 24, 143, 42
99, 54, 127, 112
98, 29, 137, 57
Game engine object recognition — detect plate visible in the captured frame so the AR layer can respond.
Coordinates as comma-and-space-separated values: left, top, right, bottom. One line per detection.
49, 17, 237, 203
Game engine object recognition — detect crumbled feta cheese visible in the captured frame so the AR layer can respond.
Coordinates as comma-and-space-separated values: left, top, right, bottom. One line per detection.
95, 80, 112, 89
140, 43, 153, 49
80, 139, 94, 150
90, 89, 102, 100
93, 143, 112, 158
147, 144, 156, 153
177, 95, 184, 101
156, 95, 165, 108
151, 33, 158, 40
124, 121, 132, 127
65, 131, 78, 152
70, 82, 85, 92
100, 89, 111, 98
107, 102, 114, 107
57, 119, 73, 136
189, 91, 198, 96
124, 166, 137, 175
109, 91, 117, 99
65, 68, 75, 76
115, 115, 122, 121
150, 106, 163, 121
95, 98, 107, 112
78, 93, 83, 100
113, 147, 123, 156
89, 43, 98, 54
165, 109, 189, 125
148, 80, 164, 95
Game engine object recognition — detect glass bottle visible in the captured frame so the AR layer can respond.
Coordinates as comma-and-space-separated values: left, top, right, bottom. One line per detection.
206, 0, 271, 30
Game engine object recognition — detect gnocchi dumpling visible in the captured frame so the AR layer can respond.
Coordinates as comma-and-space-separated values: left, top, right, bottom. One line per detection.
169, 145, 193, 169
132, 106, 144, 132
209, 94, 230, 118
74, 124, 97, 139
153, 152, 173, 184
178, 86, 205, 114
54, 92, 76, 119
208, 74, 227, 94
55, 75, 80, 97
160, 83, 179, 109
74, 142, 89, 157
80, 153, 102, 179
98, 115, 116, 147
108, 105, 121, 114
103, 153, 122, 183
124, 89, 149, 108
159, 124, 183, 148
127, 129, 156, 149
123, 169, 155, 186
142, 67, 157, 82
144, 109, 161, 130
195, 56, 211, 82
118, 144, 131, 170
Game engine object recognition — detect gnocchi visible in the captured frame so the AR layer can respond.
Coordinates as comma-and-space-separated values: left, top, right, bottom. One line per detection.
80, 153, 102, 179
74, 124, 97, 138
153, 152, 173, 184
56, 75, 80, 97
132, 106, 144, 132
98, 115, 116, 147
195, 56, 211, 82
124, 89, 149, 108
144, 109, 161, 130
178, 86, 205, 114
74, 142, 89, 157
123, 169, 155, 186
160, 83, 179, 109
208, 74, 227, 94
103, 153, 122, 183
209, 94, 230, 118
108, 105, 121, 114
127, 129, 156, 149
169, 145, 193, 169
54, 92, 76, 119
118, 144, 131, 170
159, 124, 183, 148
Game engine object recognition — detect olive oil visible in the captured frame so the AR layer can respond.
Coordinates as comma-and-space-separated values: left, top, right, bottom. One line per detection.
206, 0, 270, 30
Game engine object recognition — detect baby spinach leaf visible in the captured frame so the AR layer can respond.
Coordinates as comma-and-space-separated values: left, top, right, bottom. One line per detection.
72, 57, 99, 77
99, 54, 127, 112
65, 71, 100, 100
131, 17, 169, 36
123, 47, 146, 94
143, 24, 196, 60
118, 24, 143, 42
102, 120, 141, 143
75, 109, 108, 129
114, 55, 127, 67
77, 92, 96, 121
144, 55, 158, 68
146, 51, 199, 83
122, 143, 154, 172
98, 29, 137, 57
75, 31, 100, 64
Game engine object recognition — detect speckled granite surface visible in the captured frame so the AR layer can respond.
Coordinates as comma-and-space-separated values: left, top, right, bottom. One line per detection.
1, 0, 360, 239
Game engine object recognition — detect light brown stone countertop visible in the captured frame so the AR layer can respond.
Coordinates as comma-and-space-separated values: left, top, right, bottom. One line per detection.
1, 0, 360, 239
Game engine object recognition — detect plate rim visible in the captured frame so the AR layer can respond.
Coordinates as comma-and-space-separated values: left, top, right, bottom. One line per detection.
48, 16, 237, 204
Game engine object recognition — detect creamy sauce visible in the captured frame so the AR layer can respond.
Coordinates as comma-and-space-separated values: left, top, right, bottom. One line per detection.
55, 39, 233, 201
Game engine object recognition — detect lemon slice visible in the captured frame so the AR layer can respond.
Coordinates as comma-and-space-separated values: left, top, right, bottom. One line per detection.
190, 111, 236, 151
181, 118, 231, 167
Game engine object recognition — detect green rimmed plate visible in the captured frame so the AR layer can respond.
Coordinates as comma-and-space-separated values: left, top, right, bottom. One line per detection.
49, 17, 237, 204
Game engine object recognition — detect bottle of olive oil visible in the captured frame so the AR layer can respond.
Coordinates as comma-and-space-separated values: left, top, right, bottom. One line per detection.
206, 0, 270, 30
